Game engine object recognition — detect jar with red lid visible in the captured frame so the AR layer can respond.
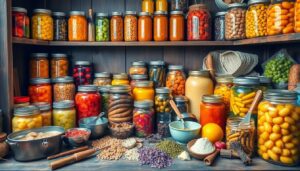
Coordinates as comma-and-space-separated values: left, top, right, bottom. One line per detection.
75, 85, 101, 122
133, 100, 155, 137
154, 11, 168, 41
130, 74, 148, 91
73, 61, 93, 86
12, 7, 29, 38
187, 4, 211, 41
14, 96, 30, 108
28, 78, 52, 104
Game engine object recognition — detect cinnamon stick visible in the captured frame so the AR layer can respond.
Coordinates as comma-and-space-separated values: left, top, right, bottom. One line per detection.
47, 146, 89, 160
204, 149, 220, 166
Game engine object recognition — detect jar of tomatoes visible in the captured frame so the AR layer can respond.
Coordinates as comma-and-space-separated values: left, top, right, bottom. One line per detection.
124, 11, 138, 41
73, 61, 93, 86
30, 53, 49, 79
133, 81, 155, 101
170, 11, 185, 41
53, 100, 76, 130
166, 65, 186, 96
32, 9, 53, 40
12, 7, 29, 38
129, 61, 148, 75
69, 11, 87, 41
53, 12, 67, 41
112, 73, 129, 86
154, 11, 168, 41
214, 77, 234, 113
138, 12, 152, 41
93, 72, 111, 86
149, 61, 166, 87
51, 53, 68, 78
111, 12, 123, 41
53, 76, 75, 102
130, 75, 148, 91
142, 0, 154, 14
156, 0, 168, 12
12, 105, 42, 132
29, 78, 52, 103
187, 4, 211, 41
32, 102, 52, 126
98, 86, 110, 117
133, 100, 155, 137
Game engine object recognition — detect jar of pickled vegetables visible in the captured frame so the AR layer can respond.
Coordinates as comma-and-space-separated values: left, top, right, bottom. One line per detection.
133, 81, 154, 101
267, 0, 295, 35
154, 11, 168, 41
111, 12, 123, 42
156, 0, 168, 12
149, 61, 166, 87
295, 0, 300, 32
230, 77, 260, 117
53, 12, 67, 41
32, 102, 52, 126
30, 53, 49, 79
12, 7, 29, 38
69, 11, 87, 41
155, 87, 171, 113
12, 105, 42, 132
171, 0, 189, 12
29, 78, 52, 103
14, 96, 30, 108
53, 100, 76, 130
170, 11, 185, 41
73, 61, 93, 86
51, 53, 68, 78
166, 65, 186, 96
93, 72, 111, 86
112, 73, 129, 86
129, 61, 148, 75
53, 76, 75, 102
95, 13, 109, 41
32, 9, 53, 40
75, 85, 101, 122
259, 76, 272, 92
225, 3, 247, 40
98, 86, 110, 117
214, 77, 234, 113
130, 75, 148, 90
246, 0, 269, 38
124, 11, 138, 41
133, 100, 155, 137
138, 12, 152, 41
257, 90, 300, 166
214, 12, 226, 41
142, 0, 154, 14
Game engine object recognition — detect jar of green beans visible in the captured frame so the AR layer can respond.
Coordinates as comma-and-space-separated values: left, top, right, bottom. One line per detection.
95, 13, 109, 41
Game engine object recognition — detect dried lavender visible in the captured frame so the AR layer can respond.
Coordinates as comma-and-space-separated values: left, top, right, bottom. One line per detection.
138, 147, 172, 169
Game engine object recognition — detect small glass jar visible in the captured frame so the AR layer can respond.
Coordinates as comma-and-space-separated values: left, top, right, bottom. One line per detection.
68, 11, 87, 41
32, 9, 53, 40
110, 12, 123, 41
214, 77, 234, 113
174, 95, 189, 114
149, 61, 166, 88
225, 3, 247, 40
112, 73, 129, 86
30, 53, 49, 79
95, 13, 110, 41
295, 0, 300, 32
166, 65, 186, 96
170, 11, 185, 41
12, 7, 29, 38
93, 72, 111, 86
130, 74, 148, 90
73, 61, 93, 86
53, 12, 67, 41
156, 0, 168, 12
133, 81, 155, 101
33, 102, 52, 126
51, 53, 69, 78
142, 0, 154, 14
53, 100, 76, 130
129, 61, 148, 75
98, 86, 110, 117
28, 78, 52, 103
155, 88, 171, 137
53, 76, 75, 102
259, 76, 272, 92
138, 12, 152, 41
214, 12, 226, 41
133, 100, 155, 137
14, 96, 30, 108
171, 0, 189, 12
12, 105, 42, 132
154, 11, 168, 41
124, 11, 138, 41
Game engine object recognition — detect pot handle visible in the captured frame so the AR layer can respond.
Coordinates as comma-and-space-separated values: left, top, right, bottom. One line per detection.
6, 140, 19, 148
41, 139, 49, 155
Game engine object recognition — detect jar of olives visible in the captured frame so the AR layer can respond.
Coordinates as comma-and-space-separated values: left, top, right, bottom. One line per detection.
95, 13, 109, 41
12, 105, 42, 132
53, 100, 76, 130
53, 12, 67, 41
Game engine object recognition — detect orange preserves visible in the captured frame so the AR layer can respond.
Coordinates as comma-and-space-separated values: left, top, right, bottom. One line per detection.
295, 0, 300, 32
142, 0, 154, 14
156, 0, 168, 12
154, 11, 168, 41
111, 12, 124, 41
51, 53, 68, 78
170, 11, 185, 41
28, 78, 52, 104
138, 12, 152, 41
68, 11, 87, 41
30, 53, 49, 79
124, 11, 138, 41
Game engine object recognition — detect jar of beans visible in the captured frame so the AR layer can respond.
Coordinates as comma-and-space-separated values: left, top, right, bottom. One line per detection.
30, 53, 49, 79
53, 12, 67, 41
225, 3, 247, 40
124, 11, 138, 41
12, 7, 29, 38
95, 13, 109, 41
133, 100, 155, 137
214, 11, 226, 41
28, 78, 52, 104
110, 12, 123, 41
166, 65, 186, 96
138, 12, 152, 41
73, 61, 93, 86
154, 11, 168, 41
170, 11, 185, 41
53, 76, 75, 102
51, 53, 68, 78
130, 75, 148, 91
32, 102, 52, 126
295, 0, 300, 32
171, 0, 189, 12
32, 9, 53, 40
129, 61, 148, 75
93, 72, 111, 86
68, 11, 87, 41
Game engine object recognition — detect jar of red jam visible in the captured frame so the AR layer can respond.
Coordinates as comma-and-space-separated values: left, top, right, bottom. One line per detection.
75, 85, 101, 122
133, 100, 155, 137
28, 78, 52, 104
12, 7, 29, 38
73, 61, 93, 86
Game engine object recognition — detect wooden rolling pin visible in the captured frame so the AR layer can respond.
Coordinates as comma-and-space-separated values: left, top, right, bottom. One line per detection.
47, 146, 89, 160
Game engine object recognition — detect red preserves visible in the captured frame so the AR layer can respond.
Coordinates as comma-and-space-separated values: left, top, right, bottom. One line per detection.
12, 7, 29, 38
73, 61, 93, 86
133, 101, 155, 137
28, 78, 52, 103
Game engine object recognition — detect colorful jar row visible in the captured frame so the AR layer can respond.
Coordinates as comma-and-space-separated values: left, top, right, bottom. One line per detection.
141, 0, 189, 14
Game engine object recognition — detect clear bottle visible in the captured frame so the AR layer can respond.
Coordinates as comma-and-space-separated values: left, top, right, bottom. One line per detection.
166, 65, 186, 96
133, 100, 155, 137
95, 13, 110, 41
12, 105, 42, 132
88, 9, 95, 42
155, 87, 171, 137
53, 100, 76, 130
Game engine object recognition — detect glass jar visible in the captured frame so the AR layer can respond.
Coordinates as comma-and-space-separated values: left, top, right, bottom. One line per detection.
296, 83, 300, 106
73, 61, 93, 86
259, 76, 272, 92
32, 9, 53, 40
53, 76, 75, 102
98, 86, 110, 117
95, 13, 110, 41
29, 78, 52, 103
214, 77, 234, 113
30, 53, 49, 79
133, 81, 154, 101
225, 3, 247, 40
226, 117, 255, 157
138, 12, 152, 41
112, 73, 129, 85
93, 72, 111, 86
246, 0, 269, 38
185, 71, 214, 121
133, 100, 155, 137
129, 61, 148, 75
187, 4, 211, 41
156, 0, 168, 12
33, 102, 52, 126
214, 12, 226, 41
53, 100, 76, 130
174, 95, 189, 114
14, 96, 30, 108
166, 65, 186, 96
155, 88, 171, 137
170, 11, 185, 41
171, 0, 189, 12
110, 12, 123, 41
68, 11, 87, 41
53, 12, 67, 41
124, 11, 138, 41
130, 74, 148, 91
12, 105, 42, 132
51, 53, 69, 78
149, 61, 166, 87
295, 0, 300, 32
75, 85, 101, 122
154, 11, 168, 41
257, 90, 300, 166
142, 0, 154, 14
267, 0, 295, 35
12, 7, 29, 38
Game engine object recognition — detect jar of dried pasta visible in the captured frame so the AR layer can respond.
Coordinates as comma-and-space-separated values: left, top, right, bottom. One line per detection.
53, 76, 75, 102
51, 53, 68, 78
30, 53, 49, 79
32, 9, 53, 40
68, 11, 87, 41
124, 11, 137, 41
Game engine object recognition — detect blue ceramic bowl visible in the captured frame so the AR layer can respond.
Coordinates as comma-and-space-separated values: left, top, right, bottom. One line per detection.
79, 117, 108, 139
169, 121, 201, 144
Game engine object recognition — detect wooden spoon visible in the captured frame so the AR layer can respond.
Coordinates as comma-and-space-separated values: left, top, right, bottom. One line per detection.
169, 99, 185, 129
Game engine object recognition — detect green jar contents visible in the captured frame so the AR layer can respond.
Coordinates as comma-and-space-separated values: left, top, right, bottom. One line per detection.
98, 86, 110, 117
95, 13, 109, 41
53, 100, 76, 130
156, 140, 184, 158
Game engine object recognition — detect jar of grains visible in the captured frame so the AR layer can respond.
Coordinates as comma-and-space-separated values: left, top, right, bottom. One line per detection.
170, 11, 185, 41
12, 7, 29, 38
129, 61, 148, 75
32, 102, 52, 126
133, 100, 155, 137
53, 76, 75, 102
53, 12, 67, 41
138, 12, 152, 41
53, 100, 76, 130
30, 53, 49, 79
225, 3, 247, 40
28, 78, 52, 104
51, 53, 69, 78
32, 9, 53, 40
124, 11, 138, 41
154, 11, 168, 41
68, 11, 87, 41
12, 105, 42, 132
93, 72, 111, 86
110, 12, 123, 41
214, 12, 226, 41
95, 13, 110, 41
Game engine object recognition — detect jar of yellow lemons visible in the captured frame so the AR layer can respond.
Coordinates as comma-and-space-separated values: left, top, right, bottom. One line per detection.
53, 100, 76, 130
32, 9, 53, 40
12, 105, 42, 132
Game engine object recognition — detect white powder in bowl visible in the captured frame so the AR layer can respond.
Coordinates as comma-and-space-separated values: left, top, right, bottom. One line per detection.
190, 138, 215, 155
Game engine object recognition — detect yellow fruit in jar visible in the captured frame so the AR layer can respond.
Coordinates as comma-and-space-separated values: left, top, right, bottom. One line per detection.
261, 132, 270, 140
260, 145, 268, 153
280, 156, 294, 164
270, 133, 281, 141
265, 140, 274, 149
201, 123, 224, 143
272, 125, 281, 133
268, 150, 279, 161
264, 122, 272, 133
262, 152, 269, 160
273, 117, 284, 125
283, 135, 293, 143
291, 149, 298, 156
258, 137, 266, 145
280, 122, 290, 129
272, 146, 282, 154
284, 116, 295, 124
269, 107, 278, 117
275, 139, 284, 148
279, 107, 290, 117
285, 143, 295, 149
282, 149, 291, 157
281, 129, 290, 136
291, 112, 299, 121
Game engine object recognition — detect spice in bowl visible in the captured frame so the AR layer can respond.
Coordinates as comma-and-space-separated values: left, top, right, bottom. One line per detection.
65, 129, 90, 137
64, 128, 91, 147
190, 138, 215, 155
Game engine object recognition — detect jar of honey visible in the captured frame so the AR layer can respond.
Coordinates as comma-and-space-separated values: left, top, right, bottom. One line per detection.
133, 81, 155, 101
111, 12, 124, 41
112, 73, 129, 86
68, 11, 87, 41
138, 12, 152, 41
154, 11, 168, 41
170, 11, 184, 41
28, 78, 52, 104
30, 53, 49, 79
51, 53, 68, 78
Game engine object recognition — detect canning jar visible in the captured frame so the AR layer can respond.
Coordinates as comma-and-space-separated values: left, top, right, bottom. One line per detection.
53, 100, 76, 130
142, 0, 154, 14
170, 11, 185, 41
95, 13, 110, 41
133, 81, 154, 101
155, 88, 171, 137
98, 86, 110, 117
225, 3, 247, 40
51, 53, 68, 78
32, 9, 53, 40
171, 0, 189, 12
12, 7, 29, 38
53, 12, 67, 41
296, 83, 300, 106
29, 78, 52, 103
214, 12, 226, 41
156, 0, 168, 12
138, 12, 152, 41
133, 100, 155, 137
166, 65, 186, 96
30, 53, 49, 79
129, 61, 148, 75
124, 11, 138, 41
73, 61, 93, 86
295, 0, 300, 32
14, 96, 30, 108
149, 61, 166, 87
93, 72, 111, 86
12, 105, 42, 132
259, 76, 272, 92
33, 102, 52, 126
173, 95, 189, 114
187, 4, 211, 41
75, 85, 101, 122
110, 12, 123, 41
130, 74, 148, 90
154, 11, 168, 41
53, 76, 75, 102
267, 0, 295, 35
214, 77, 234, 113
246, 0, 269, 38
68, 11, 87, 41
257, 90, 300, 166
112, 73, 129, 86
230, 77, 260, 117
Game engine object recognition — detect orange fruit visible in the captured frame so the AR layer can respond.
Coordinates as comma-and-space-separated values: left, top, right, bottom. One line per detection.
201, 123, 224, 143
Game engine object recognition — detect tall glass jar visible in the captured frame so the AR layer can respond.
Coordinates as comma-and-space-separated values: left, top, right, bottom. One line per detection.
98, 86, 110, 117
129, 61, 148, 75
295, 0, 300, 32
12, 105, 42, 132
142, 0, 154, 14
73, 61, 93, 86
53, 12, 67, 41
166, 65, 186, 96
170, 11, 185, 41
30, 53, 49, 79
110, 12, 123, 41
53, 76, 75, 102
214, 77, 234, 113
32, 9, 53, 40
51, 53, 68, 78
133, 81, 154, 101
138, 12, 152, 41
149, 61, 166, 87
95, 13, 110, 41
12, 7, 29, 38
93, 72, 111, 86
156, 0, 168, 12
214, 12, 226, 41
68, 11, 87, 41
124, 11, 138, 41
112, 73, 129, 86
130, 74, 148, 91
171, 0, 189, 12
28, 78, 52, 104
53, 100, 76, 130
133, 100, 155, 137
225, 3, 247, 40
33, 102, 52, 126
154, 11, 168, 41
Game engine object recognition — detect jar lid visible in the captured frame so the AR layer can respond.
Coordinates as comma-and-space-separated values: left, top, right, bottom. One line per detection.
70, 11, 85, 16
170, 11, 183, 15
95, 72, 111, 78
14, 96, 30, 104
78, 85, 98, 92
228, 3, 247, 9
154, 11, 168, 15
51, 53, 67, 58
202, 95, 222, 103
132, 61, 146, 66
215, 11, 227, 17
53, 76, 74, 83
216, 76, 233, 83
248, 0, 270, 6
134, 100, 153, 108
135, 81, 153, 88
258, 76, 271, 84
110, 85, 130, 93
188, 70, 210, 77
14, 105, 40, 116
189, 3, 208, 10
33, 102, 51, 111
131, 74, 148, 80
31, 53, 48, 58
30, 78, 51, 84
139, 12, 151, 16
75, 61, 91, 65
33, 9, 52, 15
264, 89, 297, 101
149, 61, 165, 66
53, 100, 75, 109
113, 73, 128, 79
96, 12, 108, 17
52, 12, 66, 17
174, 96, 189, 102
168, 65, 184, 70
12, 7, 27, 13
112, 12, 122, 16
227, 117, 255, 127
155, 87, 170, 94
233, 77, 259, 85
125, 11, 137, 15
0, 132, 7, 142
98, 85, 111, 93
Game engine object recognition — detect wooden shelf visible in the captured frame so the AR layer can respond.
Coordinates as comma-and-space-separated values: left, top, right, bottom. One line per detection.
234, 33, 300, 45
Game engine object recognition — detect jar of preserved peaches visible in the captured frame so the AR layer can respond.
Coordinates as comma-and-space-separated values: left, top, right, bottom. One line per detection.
73, 61, 93, 86
154, 11, 168, 41
130, 74, 148, 90
187, 4, 211, 41
170, 11, 185, 41
12, 7, 29, 38
95, 13, 110, 41
29, 78, 52, 103
30, 53, 49, 79
12, 105, 42, 132
133, 100, 155, 137
129, 61, 148, 75
225, 3, 247, 40
110, 12, 123, 41
124, 11, 138, 41
267, 0, 295, 35
93, 72, 111, 86
257, 90, 300, 166
112, 73, 129, 86
51, 53, 68, 78
98, 86, 110, 117
214, 12, 226, 41
53, 12, 67, 41
142, 0, 154, 14
295, 0, 300, 32
33, 102, 52, 126
149, 61, 166, 87
69, 11, 87, 41
214, 77, 234, 113
156, 0, 168, 12
32, 9, 53, 40
53, 76, 75, 102
166, 65, 186, 96
133, 81, 155, 101
138, 12, 152, 41
14, 96, 30, 108
53, 100, 76, 130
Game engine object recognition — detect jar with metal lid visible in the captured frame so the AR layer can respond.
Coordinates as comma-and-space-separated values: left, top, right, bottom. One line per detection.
129, 61, 148, 75
171, 95, 191, 121
170, 11, 185, 41
68, 11, 87, 41
53, 100, 76, 130
214, 12, 226, 41
171, 0, 189, 12
295, 0, 300, 32
95, 13, 109, 41
93, 72, 111, 86
53, 76, 75, 102
133, 81, 154, 101
12, 7, 29, 38
154, 11, 168, 41
166, 65, 186, 96
112, 73, 129, 85
258, 76, 272, 92
51, 53, 68, 78
257, 90, 300, 166
14, 96, 30, 108
124, 11, 138, 41
225, 3, 247, 40
155, 88, 171, 137
30, 53, 49, 79
142, 0, 154, 14
156, 0, 168, 12
149, 61, 166, 87
296, 83, 300, 106
130, 74, 148, 90
12, 105, 42, 132
53, 12, 67, 41
73, 61, 93, 86
214, 77, 234, 113
111, 12, 123, 41
32, 9, 53, 40
133, 100, 155, 137
33, 102, 52, 126
28, 78, 52, 103
98, 86, 110, 117
138, 12, 152, 41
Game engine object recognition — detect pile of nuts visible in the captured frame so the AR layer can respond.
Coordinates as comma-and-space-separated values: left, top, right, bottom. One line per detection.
92, 136, 126, 160
225, 5, 246, 40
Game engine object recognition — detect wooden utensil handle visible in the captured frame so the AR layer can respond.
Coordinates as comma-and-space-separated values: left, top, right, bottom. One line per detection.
169, 100, 183, 119
47, 146, 89, 160
204, 149, 220, 166
248, 90, 263, 114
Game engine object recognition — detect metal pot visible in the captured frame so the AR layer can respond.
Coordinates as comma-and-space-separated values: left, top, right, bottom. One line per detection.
6, 126, 64, 161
